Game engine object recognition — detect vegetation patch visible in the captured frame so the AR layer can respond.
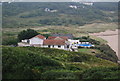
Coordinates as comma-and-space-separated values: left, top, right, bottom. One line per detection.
2, 46, 118, 79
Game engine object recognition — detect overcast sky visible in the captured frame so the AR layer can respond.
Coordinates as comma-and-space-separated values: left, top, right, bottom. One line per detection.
17, 0, 119, 2
0, 0, 119, 2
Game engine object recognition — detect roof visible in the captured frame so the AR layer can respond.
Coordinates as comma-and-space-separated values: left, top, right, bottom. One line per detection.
30, 35, 46, 40
47, 36, 56, 39
34, 35, 46, 39
47, 36, 68, 40
52, 33, 74, 39
43, 39, 66, 45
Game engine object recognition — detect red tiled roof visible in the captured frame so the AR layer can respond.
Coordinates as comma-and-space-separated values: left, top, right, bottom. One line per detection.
43, 39, 66, 45
31, 35, 46, 39
47, 36, 68, 40
47, 36, 56, 39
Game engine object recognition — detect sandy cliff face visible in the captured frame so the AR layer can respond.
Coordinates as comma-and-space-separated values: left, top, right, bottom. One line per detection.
90, 29, 120, 61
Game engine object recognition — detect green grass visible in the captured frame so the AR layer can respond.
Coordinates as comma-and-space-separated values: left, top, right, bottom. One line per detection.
2, 46, 119, 79
2, 22, 118, 39
78, 48, 101, 55
90, 35, 107, 44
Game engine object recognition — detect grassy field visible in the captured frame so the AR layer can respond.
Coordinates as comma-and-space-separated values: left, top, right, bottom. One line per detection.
2, 22, 117, 44
2, 23, 117, 35
78, 48, 101, 55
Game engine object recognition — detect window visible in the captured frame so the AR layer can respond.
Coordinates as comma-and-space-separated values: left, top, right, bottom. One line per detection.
58, 45, 61, 48
27, 39, 29, 43
53, 45, 54, 47
48, 45, 51, 48
67, 45, 69, 48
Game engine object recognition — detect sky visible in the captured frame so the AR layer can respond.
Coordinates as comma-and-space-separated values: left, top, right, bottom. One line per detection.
17, 0, 120, 2
0, 0, 119, 2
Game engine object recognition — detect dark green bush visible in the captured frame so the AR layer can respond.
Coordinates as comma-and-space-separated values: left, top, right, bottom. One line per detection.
96, 44, 118, 63
2, 47, 62, 79
18, 29, 38, 41
2, 46, 118, 79
80, 67, 120, 79
2, 37, 18, 45
41, 70, 77, 80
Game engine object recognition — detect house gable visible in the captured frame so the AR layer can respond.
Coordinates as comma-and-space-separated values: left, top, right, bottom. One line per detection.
29, 37, 44, 45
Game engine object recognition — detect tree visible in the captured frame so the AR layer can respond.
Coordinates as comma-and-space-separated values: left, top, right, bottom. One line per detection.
18, 29, 38, 41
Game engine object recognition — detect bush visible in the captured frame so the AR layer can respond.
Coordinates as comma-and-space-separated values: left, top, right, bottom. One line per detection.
2, 47, 62, 79
41, 70, 77, 79
80, 67, 120, 79
2, 37, 18, 45
96, 44, 118, 63
2, 46, 118, 79
18, 29, 38, 41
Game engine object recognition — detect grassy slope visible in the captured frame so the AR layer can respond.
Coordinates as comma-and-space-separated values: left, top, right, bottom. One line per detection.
2, 2, 118, 45
78, 48, 101, 55
2, 2, 118, 28
2, 46, 118, 79
2, 23, 117, 35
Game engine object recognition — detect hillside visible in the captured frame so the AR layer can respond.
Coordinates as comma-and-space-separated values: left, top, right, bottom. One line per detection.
2, 46, 119, 79
2, 2, 118, 28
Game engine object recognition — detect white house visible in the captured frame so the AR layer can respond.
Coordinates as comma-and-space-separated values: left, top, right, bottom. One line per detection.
45, 8, 50, 12
18, 34, 94, 51
82, 2, 93, 6
29, 35, 46, 47
44, 8, 58, 12
50, 10, 58, 12
43, 39, 68, 50
69, 5, 78, 9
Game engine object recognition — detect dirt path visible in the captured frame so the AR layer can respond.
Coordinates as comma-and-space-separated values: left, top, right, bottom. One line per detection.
89, 29, 120, 60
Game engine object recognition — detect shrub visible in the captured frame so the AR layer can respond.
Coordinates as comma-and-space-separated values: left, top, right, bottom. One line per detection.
41, 70, 77, 80
96, 44, 118, 63
80, 67, 120, 79
18, 29, 38, 41
2, 37, 18, 45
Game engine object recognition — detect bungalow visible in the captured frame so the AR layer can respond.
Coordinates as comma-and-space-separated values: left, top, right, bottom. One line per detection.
18, 34, 94, 51
43, 39, 68, 50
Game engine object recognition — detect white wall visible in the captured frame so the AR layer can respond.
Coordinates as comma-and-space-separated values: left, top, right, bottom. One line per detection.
42, 45, 65, 49
18, 42, 30, 47
22, 39, 28, 43
29, 37, 43, 45
68, 39, 79, 44
42, 45, 48, 48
